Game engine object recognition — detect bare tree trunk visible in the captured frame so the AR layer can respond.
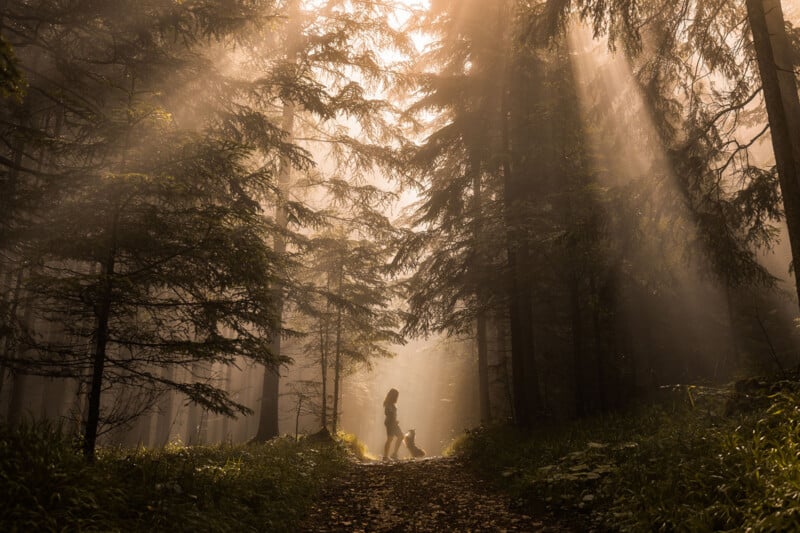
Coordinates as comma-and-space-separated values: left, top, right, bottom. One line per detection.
746, 0, 800, 309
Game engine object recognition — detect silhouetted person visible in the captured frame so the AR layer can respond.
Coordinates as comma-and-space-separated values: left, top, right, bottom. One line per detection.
383, 388, 403, 460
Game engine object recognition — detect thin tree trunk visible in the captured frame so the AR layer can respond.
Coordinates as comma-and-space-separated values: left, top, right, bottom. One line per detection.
219, 364, 233, 443
0, 267, 24, 401
186, 364, 205, 445
590, 275, 606, 412
319, 325, 328, 430
471, 157, 491, 424
570, 269, 585, 416
295, 395, 303, 440
746, 0, 800, 309
491, 312, 513, 419
476, 313, 490, 423
332, 304, 342, 434
83, 209, 119, 460
320, 276, 331, 431
155, 366, 175, 446
7, 371, 29, 426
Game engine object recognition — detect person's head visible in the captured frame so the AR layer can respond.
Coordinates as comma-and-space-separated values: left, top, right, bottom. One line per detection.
383, 388, 399, 406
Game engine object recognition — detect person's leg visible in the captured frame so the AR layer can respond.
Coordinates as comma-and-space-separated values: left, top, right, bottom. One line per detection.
390, 428, 403, 458
384, 437, 391, 459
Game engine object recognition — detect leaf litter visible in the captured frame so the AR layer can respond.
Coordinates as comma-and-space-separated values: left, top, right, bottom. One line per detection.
300, 456, 568, 532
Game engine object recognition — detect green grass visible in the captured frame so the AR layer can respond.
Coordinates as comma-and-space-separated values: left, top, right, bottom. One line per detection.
0, 423, 351, 532
452, 384, 800, 532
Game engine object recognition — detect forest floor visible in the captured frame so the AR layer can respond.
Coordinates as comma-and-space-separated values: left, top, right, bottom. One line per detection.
300, 455, 573, 532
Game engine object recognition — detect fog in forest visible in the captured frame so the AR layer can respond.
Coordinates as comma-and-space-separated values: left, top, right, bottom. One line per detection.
2, 0, 800, 466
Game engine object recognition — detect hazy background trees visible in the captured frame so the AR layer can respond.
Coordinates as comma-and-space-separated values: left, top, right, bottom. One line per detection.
2, 0, 800, 456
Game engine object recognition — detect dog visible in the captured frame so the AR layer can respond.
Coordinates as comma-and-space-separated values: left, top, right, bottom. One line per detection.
403, 429, 426, 458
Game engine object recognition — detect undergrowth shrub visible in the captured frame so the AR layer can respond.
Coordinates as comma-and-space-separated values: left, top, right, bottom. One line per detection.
454, 385, 800, 532
336, 431, 370, 460
0, 420, 125, 531
0, 424, 348, 532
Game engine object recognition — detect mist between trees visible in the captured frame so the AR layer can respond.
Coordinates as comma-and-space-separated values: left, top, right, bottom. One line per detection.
1, 0, 800, 460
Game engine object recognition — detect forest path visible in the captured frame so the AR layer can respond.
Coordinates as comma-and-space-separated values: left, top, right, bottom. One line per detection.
300, 456, 567, 532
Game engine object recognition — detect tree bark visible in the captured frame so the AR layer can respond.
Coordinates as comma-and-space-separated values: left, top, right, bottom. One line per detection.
320, 277, 330, 431
746, 0, 800, 309
83, 209, 119, 461
471, 156, 491, 424
254, 0, 300, 442
589, 276, 606, 412
0, 267, 23, 401
253, 96, 293, 440
569, 269, 585, 416
332, 271, 343, 434
500, 84, 541, 428
155, 366, 175, 446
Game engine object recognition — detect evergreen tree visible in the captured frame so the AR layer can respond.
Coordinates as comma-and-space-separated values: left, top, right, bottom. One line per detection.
244, 0, 413, 440
0, 0, 293, 459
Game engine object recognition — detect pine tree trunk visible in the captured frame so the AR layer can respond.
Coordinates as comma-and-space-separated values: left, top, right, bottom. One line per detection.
255, 365, 280, 441
570, 269, 585, 417
471, 157, 491, 424
254, 93, 294, 443
0, 268, 24, 401
186, 404, 206, 445
476, 312, 490, 423
295, 394, 303, 440
254, 1, 300, 441
320, 325, 328, 430
332, 305, 342, 434
6, 372, 28, 426
83, 213, 119, 460
320, 277, 330, 431
186, 363, 207, 445
218, 364, 233, 443
497, 0, 541, 428
590, 276, 606, 412
155, 367, 175, 446
746, 0, 800, 309
501, 96, 540, 428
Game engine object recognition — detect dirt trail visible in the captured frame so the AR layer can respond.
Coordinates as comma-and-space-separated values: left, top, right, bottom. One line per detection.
300, 456, 568, 532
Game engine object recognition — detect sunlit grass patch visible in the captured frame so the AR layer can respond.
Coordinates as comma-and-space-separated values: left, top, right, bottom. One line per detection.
0, 425, 349, 532
335, 430, 373, 461
454, 384, 800, 531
